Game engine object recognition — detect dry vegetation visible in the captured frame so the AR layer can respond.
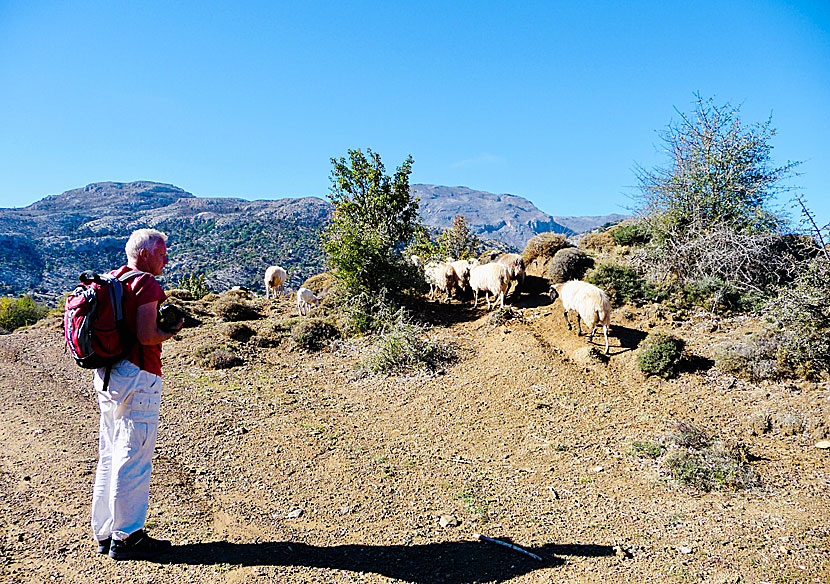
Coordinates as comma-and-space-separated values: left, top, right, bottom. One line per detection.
1, 276, 828, 583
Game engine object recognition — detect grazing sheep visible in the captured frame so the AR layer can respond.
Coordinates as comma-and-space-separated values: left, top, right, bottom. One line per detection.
550, 280, 611, 354
449, 259, 474, 293
425, 261, 457, 302
296, 287, 320, 316
410, 255, 424, 268
264, 265, 288, 299
496, 252, 526, 293
469, 262, 510, 310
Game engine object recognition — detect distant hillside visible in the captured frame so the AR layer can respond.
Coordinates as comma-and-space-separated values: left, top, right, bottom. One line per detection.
0, 182, 331, 300
0, 181, 627, 300
553, 213, 630, 234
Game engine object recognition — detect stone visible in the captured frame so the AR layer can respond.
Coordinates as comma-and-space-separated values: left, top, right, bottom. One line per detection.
439, 514, 459, 528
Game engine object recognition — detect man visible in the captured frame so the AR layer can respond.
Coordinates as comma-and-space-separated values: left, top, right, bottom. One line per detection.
90, 228, 183, 561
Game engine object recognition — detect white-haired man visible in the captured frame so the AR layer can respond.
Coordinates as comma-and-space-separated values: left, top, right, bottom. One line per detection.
90, 228, 183, 560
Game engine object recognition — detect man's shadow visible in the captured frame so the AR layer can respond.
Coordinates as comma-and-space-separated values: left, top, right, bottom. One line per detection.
152, 539, 615, 583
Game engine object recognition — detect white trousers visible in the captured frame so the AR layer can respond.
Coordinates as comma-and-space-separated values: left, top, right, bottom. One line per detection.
90, 360, 162, 541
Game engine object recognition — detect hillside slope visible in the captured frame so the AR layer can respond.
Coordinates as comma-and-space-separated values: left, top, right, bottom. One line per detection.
1, 287, 827, 583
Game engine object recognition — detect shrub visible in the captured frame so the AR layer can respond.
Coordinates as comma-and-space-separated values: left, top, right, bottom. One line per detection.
680, 278, 765, 315
292, 317, 340, 351
611, 222, 649, 246
333, 289, 400, 336
166, 288, 194, 301
714, 331, 782, 381
579, 230, 615, 253
362, 310, 454, 373
548, 248, 594, 283
224, 322, 256, 342
763, 256, 830, 379
637, 331, 685, 378
0, 295, 50, 332
486, 306, 522, 328
523, 232, 571, 263
176, 272, 210, 300
195, 345, 243, 369
585, 263, 653, 306
213, 296, 260, 322
632, 422, 759, 492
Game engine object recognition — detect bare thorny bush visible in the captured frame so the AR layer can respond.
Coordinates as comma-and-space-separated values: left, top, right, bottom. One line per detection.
632, 95, 805, 296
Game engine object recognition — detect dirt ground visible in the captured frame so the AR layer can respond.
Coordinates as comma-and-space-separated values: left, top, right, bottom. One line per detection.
1, 286, 829, 584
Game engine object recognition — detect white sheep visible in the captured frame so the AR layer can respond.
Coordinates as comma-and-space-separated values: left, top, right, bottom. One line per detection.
296, 287, 320, 316
425, 261, 457, 302
469, 262, 510, 310
264, 265, 288, 298
449, 259, 473, 294
496, 252, 526, 293
550, 280, 612, 354
410, 255, 424, 268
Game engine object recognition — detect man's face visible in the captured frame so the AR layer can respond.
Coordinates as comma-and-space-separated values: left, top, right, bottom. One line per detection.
142, 241, 169, 276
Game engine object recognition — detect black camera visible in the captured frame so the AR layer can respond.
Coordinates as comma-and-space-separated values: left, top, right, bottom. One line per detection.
157, 303, 186, 333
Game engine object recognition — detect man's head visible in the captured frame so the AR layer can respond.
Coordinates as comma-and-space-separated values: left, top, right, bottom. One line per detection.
126, 229, 169, 276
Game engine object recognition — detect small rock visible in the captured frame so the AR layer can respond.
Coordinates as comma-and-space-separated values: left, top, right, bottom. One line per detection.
340, 505, 353, 515
287, 508, 304, 519
677, 545, 693, 554
815, 440, 830, 449
592, 466, 604, 473
548, 487, 559, 499
439, 514, 459, 528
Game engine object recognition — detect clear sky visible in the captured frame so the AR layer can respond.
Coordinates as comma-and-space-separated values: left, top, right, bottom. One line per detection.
1, 1, 828, 229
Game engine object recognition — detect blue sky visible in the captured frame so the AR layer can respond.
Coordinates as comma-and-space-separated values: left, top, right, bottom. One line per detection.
1, 1, 828, 228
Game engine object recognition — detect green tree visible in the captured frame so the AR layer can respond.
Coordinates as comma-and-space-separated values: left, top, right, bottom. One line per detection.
632, 94, 802, 292
437, 215, 480, 260
323, 148, 421, 298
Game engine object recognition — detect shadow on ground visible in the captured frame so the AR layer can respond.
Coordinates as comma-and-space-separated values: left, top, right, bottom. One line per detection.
152, 539, 615, 583
611, 325, 649, 354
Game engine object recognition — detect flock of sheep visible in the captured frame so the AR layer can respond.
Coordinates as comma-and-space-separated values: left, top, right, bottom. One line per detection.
262, 252, 612, 354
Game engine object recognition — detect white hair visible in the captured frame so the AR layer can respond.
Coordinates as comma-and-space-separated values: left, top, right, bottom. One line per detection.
125, 228, 168, 260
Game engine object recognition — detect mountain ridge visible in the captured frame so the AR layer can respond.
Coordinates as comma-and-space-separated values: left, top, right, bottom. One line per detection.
1, 181, 626, 299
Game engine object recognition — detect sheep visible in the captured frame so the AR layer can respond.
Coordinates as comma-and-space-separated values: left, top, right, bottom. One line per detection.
410, 255, 424, 268
296, 287, 320, 316
496, 252, 526, 294
425, 261, 457, 302
449, 259, 474, 294
264, 265, 288, 298
469, 262, 510, 310
550, 280, 611, 354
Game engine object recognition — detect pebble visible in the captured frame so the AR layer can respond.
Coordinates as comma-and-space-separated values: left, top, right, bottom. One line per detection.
286, 508, 304, 519
677, 546, 693, 554
439, 514, 459, 528
815, 440, 830, 449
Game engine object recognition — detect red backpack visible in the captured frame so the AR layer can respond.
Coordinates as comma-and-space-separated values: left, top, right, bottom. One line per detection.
64, 270, 143, 377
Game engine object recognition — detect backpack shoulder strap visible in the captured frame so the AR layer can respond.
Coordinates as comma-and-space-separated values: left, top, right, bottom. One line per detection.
118, 270, 146, 282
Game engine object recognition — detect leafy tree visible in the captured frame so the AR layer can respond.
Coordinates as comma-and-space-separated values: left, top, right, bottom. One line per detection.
437, 215, 480, 260
632, 94, 803, 292
323, 148, 421, 298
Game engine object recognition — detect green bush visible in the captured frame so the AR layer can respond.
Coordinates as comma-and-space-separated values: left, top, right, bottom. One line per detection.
176, 272, 211, 300
291, 317, 340, 351
548, 247, 594, 284
522, 232, 571, 263
585, 263, 653, 306
611, 223, 649, 246
637, 331, 685, 378
362, 310, 454, 373
333, 289, 400, 336
0, 295, 50, 332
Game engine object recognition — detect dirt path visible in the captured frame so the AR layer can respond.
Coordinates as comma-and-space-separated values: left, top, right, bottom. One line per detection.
1, 295, 828, 583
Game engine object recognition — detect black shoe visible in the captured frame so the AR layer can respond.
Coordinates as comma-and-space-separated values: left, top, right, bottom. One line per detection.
97, 538, 111, 554
108, 529, 171, 561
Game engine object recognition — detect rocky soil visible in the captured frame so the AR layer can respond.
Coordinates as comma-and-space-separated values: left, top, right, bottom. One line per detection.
1, 288, 829, 584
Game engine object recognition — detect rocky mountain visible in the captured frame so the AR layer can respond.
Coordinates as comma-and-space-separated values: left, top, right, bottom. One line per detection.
0, 182, 331, 300
0, 181, 626, 300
